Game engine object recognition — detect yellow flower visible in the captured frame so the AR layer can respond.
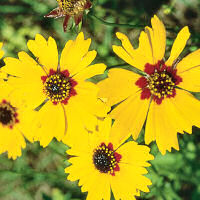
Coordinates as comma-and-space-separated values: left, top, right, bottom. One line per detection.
45, 0, 92, 32
3, 32, 108, 147
65, 117, 153, 200
98, 15, 200, 155
0, 83, 34, 159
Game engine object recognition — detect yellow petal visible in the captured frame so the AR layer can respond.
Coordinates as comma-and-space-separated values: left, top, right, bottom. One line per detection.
63, 82, 109, 145
145, 100, 180, 155
74, 63, 106, 81
111, 163, 151, 200
110, 93, 150, 146
114, 30, 156, 71
171, 89, 200, 129
3, 51, 45, 82
112, 45, 139, 69
165, 26, 190, 66
137, 30, 154, 65
0, 127, 26, 160
150, 15, 166, 62
118, 141, 154, 167
32, 102, 66, 147
176, 49, 200, 92
60, 32, 92, 76
27, 34, 58, 71
98, 68, 139, 106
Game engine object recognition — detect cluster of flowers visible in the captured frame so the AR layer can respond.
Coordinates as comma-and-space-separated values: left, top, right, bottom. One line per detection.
0, 1, 200, 199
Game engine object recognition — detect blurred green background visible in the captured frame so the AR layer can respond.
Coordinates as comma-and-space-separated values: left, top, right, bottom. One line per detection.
0, 0, 200, 199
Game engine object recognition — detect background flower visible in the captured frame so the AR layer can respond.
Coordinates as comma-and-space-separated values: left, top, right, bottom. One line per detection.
65, 117, 154, 200
0, 83, 35, 159
45, 0, 92, 32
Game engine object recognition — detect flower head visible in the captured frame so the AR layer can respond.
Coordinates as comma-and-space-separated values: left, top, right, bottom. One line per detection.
65, 117, 154, 200
0, 83, 34, 159
45, 0, 92, 32
98, 15, 200, 154
3, 32, 109, 147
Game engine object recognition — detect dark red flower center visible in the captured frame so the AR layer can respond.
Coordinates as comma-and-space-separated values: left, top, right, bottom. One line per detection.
41, 69, 77, 105
93, 142, 122, 176
136, 61, 182, 104
0, 100, 19, 129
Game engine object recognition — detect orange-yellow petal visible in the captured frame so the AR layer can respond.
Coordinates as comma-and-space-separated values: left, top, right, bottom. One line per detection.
145, 100, 180, 155
32, 102, 66, 147
74, 63, 106, 81
98, 68, 139, 106
177, 49, 200, 92
60, 32, 93, 76
165, 26, 190, 66
110, 93, 150, 145
27, 34, 58, 71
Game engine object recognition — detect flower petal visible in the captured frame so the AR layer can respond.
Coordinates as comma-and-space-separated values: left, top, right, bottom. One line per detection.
98, 68, 139, 106
60, 32, 93, 75
165, 26, 190, 66
0, 127, 26, 160
27, 34, 58, 71
32, 102, 66, 147
110, 93, 150, 146
111, 163, 152, 200
74, 63, 106, 81
145, 100, 180, 155
150, 15, 166, 62
171, 89, 200, 129
177, 49, 200, 92
118, 141, 154, 167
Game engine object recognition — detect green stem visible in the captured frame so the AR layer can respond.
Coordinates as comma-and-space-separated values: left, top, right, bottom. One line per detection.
88, 13, 178, 33
88, 13, 144, 29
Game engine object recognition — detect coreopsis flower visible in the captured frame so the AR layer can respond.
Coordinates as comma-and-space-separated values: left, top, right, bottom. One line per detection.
98, 15, 200, 155
65, 117, 154, 200
3, 32, 108, 147
45, 0, 92, 32
0, 83, 34, 159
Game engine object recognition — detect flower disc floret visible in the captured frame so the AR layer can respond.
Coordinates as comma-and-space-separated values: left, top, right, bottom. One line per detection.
58, 0, 88, 15
93, 142, 121, 176
0, 100, 19, 129
136, 61, 182, 104
42, 69, 77, 105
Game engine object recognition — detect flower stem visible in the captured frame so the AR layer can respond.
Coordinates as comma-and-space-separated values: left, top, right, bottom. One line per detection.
88, 13, 144, 29
88, 13, 178, 33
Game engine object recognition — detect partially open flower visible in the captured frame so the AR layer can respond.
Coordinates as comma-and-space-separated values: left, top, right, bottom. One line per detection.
45, 0, 92, 32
